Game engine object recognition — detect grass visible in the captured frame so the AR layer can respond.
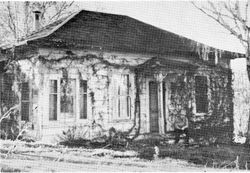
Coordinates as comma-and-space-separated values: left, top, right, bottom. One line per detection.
59, 137, 250, 170
130, 139, 250, 170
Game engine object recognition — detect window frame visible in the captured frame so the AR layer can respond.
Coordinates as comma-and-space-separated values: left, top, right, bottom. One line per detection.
48, 73, 88, 122
114, 74, 131, 120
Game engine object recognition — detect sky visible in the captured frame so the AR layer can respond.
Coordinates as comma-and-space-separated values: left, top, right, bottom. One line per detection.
76, 0, 246, 54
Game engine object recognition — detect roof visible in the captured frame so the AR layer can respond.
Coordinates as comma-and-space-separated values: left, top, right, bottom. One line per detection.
0, 10, 244, 58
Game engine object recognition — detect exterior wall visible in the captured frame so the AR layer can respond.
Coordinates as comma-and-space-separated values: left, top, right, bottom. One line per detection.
12, 48, 153, 142
38, 62, 136, 142
1, 46, 234, 143
164, 66, 233, 143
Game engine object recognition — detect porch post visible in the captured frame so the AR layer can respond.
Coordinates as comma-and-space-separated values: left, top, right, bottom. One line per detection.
156, 73, 165, 134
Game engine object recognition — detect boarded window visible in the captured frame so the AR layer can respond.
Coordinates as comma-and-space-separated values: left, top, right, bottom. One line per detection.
80, 80, 87, 119
195, 76, 208, 113
21, 82, 29, 121
60, 79, 76, 115
49, 80, 57, 120
118, 74, 131, 118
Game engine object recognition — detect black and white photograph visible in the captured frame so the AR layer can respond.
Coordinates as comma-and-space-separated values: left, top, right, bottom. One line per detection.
0, 0, 249, 172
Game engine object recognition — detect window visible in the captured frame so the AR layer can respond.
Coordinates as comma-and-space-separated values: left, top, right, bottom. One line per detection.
49, 78, 88, 121
80, 80, 87, 119
195, 76, 208, 113
49, 80, 57, 120
117, 74, 131, 118
21, 82, 30, 121
60, 79, 76, 115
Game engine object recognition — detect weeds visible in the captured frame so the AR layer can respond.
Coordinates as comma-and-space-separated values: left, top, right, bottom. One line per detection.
59, 124, 131, 149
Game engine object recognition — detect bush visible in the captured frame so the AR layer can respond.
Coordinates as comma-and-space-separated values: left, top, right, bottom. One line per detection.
0, 108, 19, 140
59, 123, 131, 149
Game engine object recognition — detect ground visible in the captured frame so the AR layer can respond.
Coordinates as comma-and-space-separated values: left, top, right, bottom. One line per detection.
1, 139, 249, 172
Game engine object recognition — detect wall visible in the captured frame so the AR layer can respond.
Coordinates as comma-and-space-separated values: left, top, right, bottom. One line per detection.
164, 66, 233, 144
1, 46, 234, 143
12, 48, 154, 142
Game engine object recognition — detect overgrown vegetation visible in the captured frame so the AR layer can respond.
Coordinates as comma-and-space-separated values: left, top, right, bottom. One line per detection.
58, 124, 131, 149
58, 124, 250, 170
168, 68, 234, 145
0, 110, 19, 140
58, 127, 250, 170
159, 144, 249, 170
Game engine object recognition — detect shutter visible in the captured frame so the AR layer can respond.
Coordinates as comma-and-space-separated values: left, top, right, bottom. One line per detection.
80, 80, 87, 119
49, 80, 57, 120
21, 82, 30, 121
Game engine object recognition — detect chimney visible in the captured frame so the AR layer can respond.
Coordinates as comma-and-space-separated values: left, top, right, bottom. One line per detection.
33, 10, 41, 31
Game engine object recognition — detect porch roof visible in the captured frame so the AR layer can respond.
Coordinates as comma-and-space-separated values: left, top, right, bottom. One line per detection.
136, 57, 199, 73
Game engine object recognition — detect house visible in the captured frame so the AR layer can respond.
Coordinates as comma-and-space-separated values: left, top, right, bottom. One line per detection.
0, 10, 241, 143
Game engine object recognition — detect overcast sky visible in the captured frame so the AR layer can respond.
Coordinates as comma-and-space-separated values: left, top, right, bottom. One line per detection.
77, 1, 245, 54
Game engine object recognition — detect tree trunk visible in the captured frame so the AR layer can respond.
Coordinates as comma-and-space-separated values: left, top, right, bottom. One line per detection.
245, 113, 250, 146
244, 31, 250, 145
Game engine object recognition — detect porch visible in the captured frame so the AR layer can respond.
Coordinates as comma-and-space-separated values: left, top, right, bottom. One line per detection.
136, 56, 199, 134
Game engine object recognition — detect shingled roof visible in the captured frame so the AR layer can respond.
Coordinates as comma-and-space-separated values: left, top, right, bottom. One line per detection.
1, 10, 243, 58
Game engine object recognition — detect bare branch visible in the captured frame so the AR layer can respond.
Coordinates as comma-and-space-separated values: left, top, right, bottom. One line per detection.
245, 0, 250, 29
0, 105, 19, 122
191, 1, 248, 48
49, 1, 74, 22
6, 2, 17, 39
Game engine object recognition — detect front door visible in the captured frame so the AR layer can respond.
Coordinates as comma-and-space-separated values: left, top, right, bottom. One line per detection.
149, 81, 159, 133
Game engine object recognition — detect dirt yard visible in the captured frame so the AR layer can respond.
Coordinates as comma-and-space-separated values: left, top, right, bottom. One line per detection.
0, 140, 240, 172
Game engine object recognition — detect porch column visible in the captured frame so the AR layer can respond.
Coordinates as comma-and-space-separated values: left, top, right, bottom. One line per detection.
155, 73, 166, 134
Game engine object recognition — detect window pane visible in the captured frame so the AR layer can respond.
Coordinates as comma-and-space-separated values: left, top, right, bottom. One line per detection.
80, 94, 87, 119
49, 94, 57, 120
195, 76, 208, 113
50, 80, 57, 93
117, 75, 130, 118
127, 96, 131, 117
21, 83, 29, 101
120, 75, 129, 95
80, 80, 87, 93
80, 80, 87, 119
60, 79, 76, 114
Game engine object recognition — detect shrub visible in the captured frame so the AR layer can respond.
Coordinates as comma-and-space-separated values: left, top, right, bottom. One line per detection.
0, 107, 19, 140
59, 122, 130, 149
